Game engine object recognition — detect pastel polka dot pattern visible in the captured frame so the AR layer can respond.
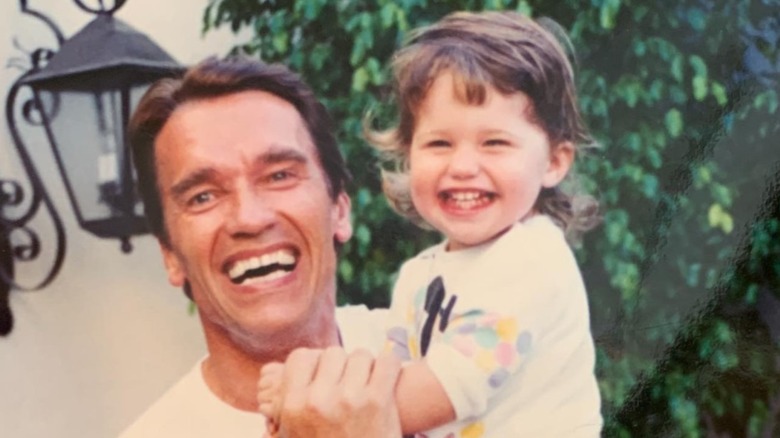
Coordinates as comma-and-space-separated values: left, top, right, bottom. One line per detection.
451, 333, 478, 357
488, 368, 510, 388
516, 331, 532, 354
496, 318, 518, 341
436, 312, 529, 396
408, 336, 420, 360
494, 342, 514, 368
460, 421, 485, 438
473, 327, 499, 349
456, 322, 476, 334
475, 349, 497, 372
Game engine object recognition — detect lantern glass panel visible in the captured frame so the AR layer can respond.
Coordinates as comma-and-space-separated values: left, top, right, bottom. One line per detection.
35, 82, 150, 238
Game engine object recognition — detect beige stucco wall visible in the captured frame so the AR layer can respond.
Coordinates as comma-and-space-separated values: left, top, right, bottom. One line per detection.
0, 1, 245, 436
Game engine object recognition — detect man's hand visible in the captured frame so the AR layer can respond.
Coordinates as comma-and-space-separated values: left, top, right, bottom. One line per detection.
263, 347, 402, 438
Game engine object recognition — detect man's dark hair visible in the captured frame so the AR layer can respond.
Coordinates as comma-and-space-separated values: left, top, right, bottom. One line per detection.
128, 56, 351, 247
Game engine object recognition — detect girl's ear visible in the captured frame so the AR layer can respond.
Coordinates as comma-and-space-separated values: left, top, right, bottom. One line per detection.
542, 141, 575, 188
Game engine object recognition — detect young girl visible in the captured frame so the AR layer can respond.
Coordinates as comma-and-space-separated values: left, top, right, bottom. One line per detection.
261, 11, 602, 437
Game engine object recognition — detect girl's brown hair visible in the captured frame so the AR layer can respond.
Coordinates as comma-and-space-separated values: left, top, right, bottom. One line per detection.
366, 11, 599, 242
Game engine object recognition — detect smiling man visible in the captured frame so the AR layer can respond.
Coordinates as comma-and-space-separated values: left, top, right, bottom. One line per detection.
119, 56, 401, 437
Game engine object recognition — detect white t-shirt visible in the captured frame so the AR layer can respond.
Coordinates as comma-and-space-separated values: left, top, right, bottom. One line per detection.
386, 215, 602, 437
120, 305, 386, 438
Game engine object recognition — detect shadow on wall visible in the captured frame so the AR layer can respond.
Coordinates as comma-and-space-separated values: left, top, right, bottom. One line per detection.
1, 221, 12, 335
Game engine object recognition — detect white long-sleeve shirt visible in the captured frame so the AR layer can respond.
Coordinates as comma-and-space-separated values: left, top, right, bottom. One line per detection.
386, 215, 602, 437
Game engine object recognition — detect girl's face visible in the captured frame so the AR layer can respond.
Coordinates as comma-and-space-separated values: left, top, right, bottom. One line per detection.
409, 72, 573, 251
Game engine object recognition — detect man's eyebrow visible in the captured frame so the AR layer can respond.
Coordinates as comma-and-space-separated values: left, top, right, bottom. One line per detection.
168, 147, 309, 198
257, 147, 309, 167
169, 168, 218, 199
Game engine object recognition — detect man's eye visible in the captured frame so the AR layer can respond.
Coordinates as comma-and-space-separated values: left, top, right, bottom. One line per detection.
269, 170, 292, 182
188, 191, 213, 206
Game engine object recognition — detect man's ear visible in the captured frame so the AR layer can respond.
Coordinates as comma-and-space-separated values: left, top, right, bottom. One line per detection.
543, 141, 575, 188
158, 239, 186, 287
332, 192, 353, 244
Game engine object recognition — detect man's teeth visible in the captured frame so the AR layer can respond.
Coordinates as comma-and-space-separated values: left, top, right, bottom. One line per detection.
228, 249, 296, 283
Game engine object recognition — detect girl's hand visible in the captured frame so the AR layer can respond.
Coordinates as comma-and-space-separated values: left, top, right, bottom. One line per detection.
258, 361, 285, 437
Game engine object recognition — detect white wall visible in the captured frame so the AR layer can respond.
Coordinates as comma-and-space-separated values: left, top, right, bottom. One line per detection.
0, 1, 246, 437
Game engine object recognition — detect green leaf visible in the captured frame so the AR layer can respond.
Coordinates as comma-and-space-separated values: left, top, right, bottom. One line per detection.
665, 109, 683, 138
689, 55, 707, 77
686, 7, 707, 31
711, 183, 732, 207
350, 37, 366, 66
685, 263, 701, 287
626, 132, 641, 151
671, 55, 684, 82
692, 75, 708, 101
632, 39, 646, 57
647, 148, 662, 169
339, 259, 354, 283
600, 0, 621, 30
380, 3, 396, 29
624, 83, 639, 107
708, 203, 734, 234
516, 0, 533, 16
352, 66, 369, 92
711, 81, 728, 106
356, 223, 371, 246
641, 174, 659, 198
745, 284, 759, 305
272, 31, 289, 53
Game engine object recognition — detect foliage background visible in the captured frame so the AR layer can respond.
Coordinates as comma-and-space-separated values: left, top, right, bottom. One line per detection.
203, 0, 780, 435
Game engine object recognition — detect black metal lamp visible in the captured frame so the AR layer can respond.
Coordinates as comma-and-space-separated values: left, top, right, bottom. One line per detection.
1, 0, 183, 335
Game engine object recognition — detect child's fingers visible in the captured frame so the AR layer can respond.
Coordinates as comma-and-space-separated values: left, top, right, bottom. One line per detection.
259, 362, 284, 389
258, 401, 274, 417
258, 361, 285, 429
263, 415, 280, 438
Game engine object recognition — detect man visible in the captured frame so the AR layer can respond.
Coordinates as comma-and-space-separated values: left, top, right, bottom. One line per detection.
120, 56, 401, 437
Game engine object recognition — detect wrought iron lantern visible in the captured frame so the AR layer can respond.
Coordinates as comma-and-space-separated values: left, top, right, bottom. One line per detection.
1, 0, 183, 335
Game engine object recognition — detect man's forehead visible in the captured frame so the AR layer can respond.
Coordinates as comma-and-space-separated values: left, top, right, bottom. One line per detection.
153, 90, 322, 182
155, 90, 315, 153
169, 90, 304, 127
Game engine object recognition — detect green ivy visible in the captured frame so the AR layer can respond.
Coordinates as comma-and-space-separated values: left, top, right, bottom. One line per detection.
203, 0, 780, 435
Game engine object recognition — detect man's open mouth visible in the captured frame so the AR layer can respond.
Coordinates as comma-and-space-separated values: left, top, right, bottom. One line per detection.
227, 249, 297, 284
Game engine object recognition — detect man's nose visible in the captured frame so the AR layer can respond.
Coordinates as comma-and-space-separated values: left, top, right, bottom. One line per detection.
224, 188, 276, 238
447, 145, 480, 179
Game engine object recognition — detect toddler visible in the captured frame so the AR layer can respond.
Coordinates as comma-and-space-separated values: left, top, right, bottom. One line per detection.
261, 11, 602, 438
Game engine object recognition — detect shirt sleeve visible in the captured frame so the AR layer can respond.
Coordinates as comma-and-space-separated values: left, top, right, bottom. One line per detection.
384, 260, 418, 362
425, 307, 533, 419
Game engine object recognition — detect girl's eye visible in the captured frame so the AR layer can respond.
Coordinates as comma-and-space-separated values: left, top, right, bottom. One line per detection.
428, 139, 451, 148
484, 138, 510, 147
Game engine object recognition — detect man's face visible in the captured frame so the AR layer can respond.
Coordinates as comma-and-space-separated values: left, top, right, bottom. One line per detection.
154, 90, 352, 352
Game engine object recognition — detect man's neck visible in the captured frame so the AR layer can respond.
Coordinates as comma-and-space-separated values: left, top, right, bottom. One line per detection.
200, 352, 260, 412
199, 317, 342, 412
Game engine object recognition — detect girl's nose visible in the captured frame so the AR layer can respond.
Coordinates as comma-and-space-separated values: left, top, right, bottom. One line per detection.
447, 145, 480, 179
